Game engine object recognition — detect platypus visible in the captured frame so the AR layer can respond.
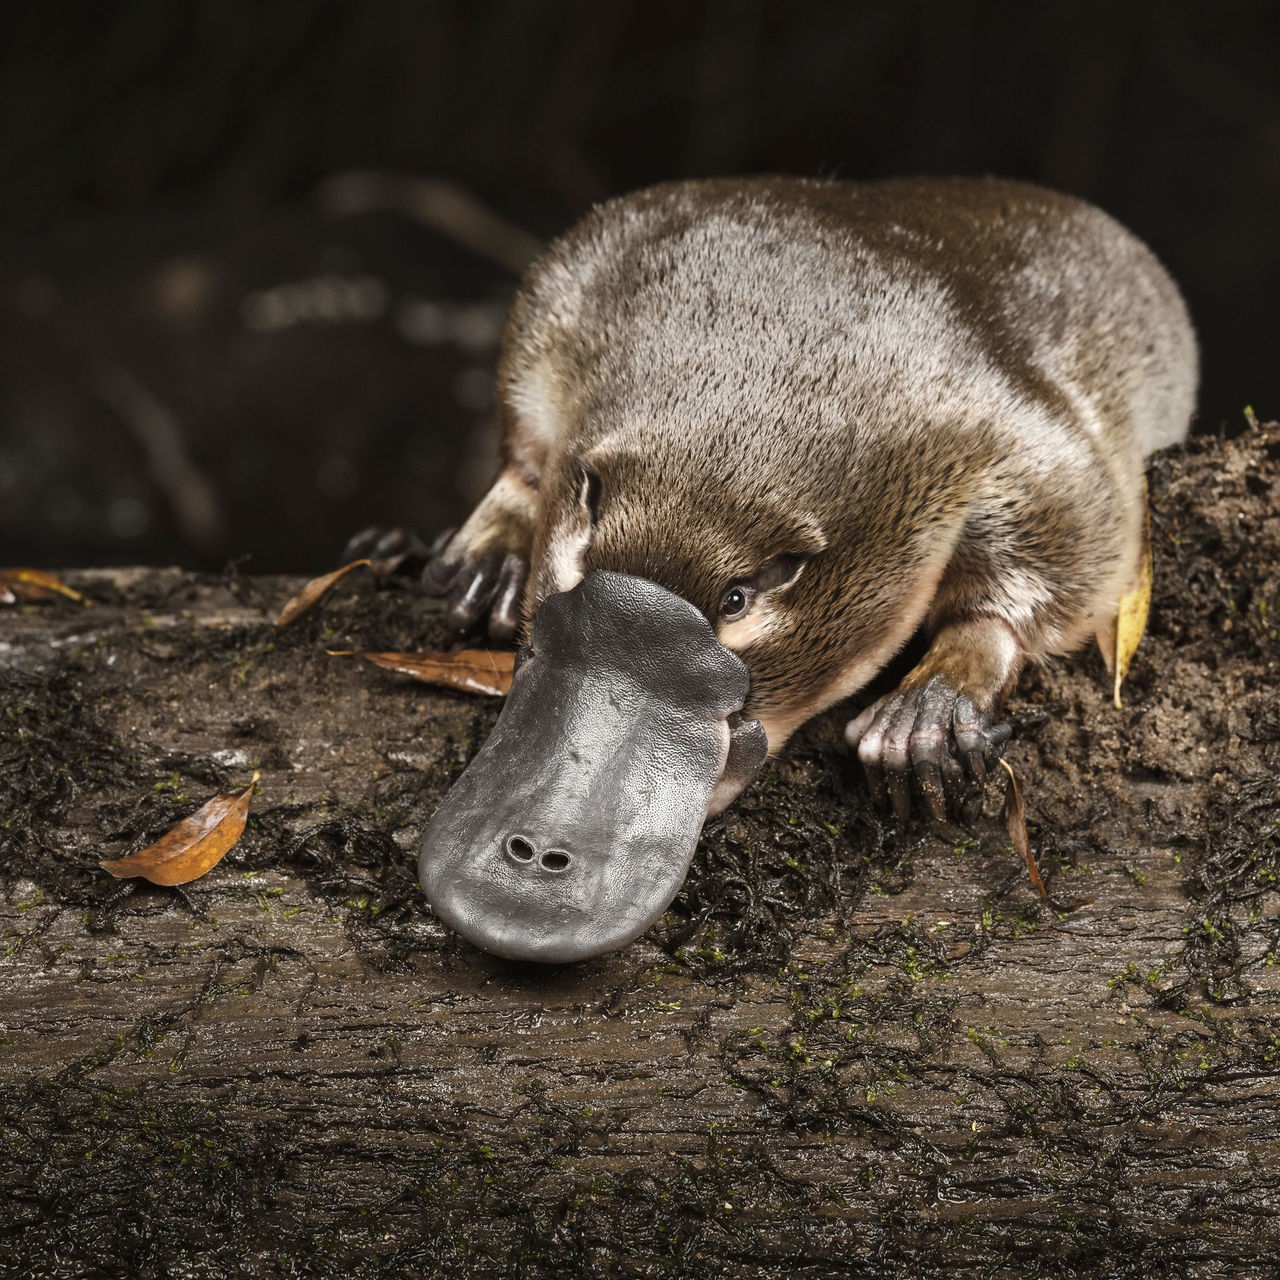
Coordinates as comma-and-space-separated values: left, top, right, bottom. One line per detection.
378, 176, 1197, 962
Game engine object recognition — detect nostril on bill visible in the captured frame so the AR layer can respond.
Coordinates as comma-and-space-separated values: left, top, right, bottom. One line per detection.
540, 850, 571, 872
506, 834, 535, 862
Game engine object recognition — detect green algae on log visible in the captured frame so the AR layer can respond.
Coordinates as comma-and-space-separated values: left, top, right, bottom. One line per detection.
2, 423, 1279, 1277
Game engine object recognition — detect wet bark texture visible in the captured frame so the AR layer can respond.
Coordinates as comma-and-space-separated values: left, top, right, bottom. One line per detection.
2, 424, 1279, 1279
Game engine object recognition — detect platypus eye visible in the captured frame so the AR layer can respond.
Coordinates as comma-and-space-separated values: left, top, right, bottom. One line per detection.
719, 586, 751, 620
718, 551, 815, 624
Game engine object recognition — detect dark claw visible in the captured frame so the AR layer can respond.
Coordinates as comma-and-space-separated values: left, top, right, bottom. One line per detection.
938, 744, 965, 807
912, 754, 947, 822
422, 551, 460, 596
887, 770, 912, 821
419, 527, 461, 592
423, 527, 531, 638
340, 524, 384, 564
488, 554, 529, 641
954, 695, 1012, 785
863, 761, 889, 809
444, 550, 506, 630
342, 521, 531, 637
340, 525, 430, 569
846, 675, 1011, 819
427, 526, 457, 558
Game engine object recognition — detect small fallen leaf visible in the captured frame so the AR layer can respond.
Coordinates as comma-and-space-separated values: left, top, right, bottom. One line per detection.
1112, 494, 1153, 710
276, 559, 371, 627
100, 773, 260, 886
0, 568, 87, 604
1096, 485, 1152, 710
999, 758, 1048, 901
334, 648, 514, 697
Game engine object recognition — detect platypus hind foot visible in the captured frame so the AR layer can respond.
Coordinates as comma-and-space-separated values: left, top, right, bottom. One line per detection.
339, 524, 437, 570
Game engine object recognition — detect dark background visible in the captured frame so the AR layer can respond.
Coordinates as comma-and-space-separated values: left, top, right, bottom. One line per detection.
2, 0, 1277, 572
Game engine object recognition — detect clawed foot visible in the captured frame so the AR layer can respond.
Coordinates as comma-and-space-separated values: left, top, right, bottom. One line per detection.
421, 536, 528, 640
339, 525, 528, 640
845, 675, 1012, 821
340, 525, 439, 570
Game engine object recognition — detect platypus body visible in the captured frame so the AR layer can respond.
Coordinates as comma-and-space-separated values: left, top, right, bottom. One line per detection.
407, 176, 1197, 962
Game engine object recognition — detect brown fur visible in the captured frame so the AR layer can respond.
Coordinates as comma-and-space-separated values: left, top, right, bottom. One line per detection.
442, 176, 1198, 753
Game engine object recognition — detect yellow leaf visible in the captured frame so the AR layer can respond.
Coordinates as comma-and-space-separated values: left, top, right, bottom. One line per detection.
0, 568, 87, 604
1112, 490, 1153, 710
276, 559, 371, 627
1095, 484, 1153, 708
100, 774, 259, 886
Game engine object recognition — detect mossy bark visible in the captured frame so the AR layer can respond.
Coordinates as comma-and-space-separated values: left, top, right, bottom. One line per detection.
3, 424, 1279, 1279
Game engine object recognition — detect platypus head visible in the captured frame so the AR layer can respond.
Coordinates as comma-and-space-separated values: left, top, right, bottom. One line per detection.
421, 407, 941, 963
419, 570, 767, 963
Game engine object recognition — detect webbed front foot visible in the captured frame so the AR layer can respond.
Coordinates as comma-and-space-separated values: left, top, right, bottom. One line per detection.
422, 542, 528, 640
421, 466, 537, 641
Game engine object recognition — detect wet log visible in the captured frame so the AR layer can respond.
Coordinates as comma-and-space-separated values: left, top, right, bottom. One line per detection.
2, 423, 1279, 1279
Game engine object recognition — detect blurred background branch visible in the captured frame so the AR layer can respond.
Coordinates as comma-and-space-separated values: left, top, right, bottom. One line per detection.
1, 0, 1276, 570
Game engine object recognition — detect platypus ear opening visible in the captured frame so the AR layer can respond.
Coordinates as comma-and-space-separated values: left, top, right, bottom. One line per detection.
577, 461, 604, 525
752, 549, 819, 594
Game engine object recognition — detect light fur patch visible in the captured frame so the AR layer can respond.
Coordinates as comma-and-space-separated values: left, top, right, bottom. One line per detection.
456, 468, 537, 546
974, 619, 1023, 686
718, 600, 777, 650
507, 359, 567, 458
1050, 369, 1106, 439
987, 565, 1055, 642
545, 519, 590, 594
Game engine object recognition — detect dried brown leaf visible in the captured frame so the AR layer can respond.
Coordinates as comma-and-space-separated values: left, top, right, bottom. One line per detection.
999, 758, 1048, 900
335, 648, 514, 697
276, 559, 371, 627
100, 773, 259, 886
0, 568, 87, 604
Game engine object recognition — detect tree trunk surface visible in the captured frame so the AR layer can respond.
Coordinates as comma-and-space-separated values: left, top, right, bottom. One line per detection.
2, 424, 1279, 1280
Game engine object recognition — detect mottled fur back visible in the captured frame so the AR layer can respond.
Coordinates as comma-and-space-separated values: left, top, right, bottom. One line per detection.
486, 176, 1196, 745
